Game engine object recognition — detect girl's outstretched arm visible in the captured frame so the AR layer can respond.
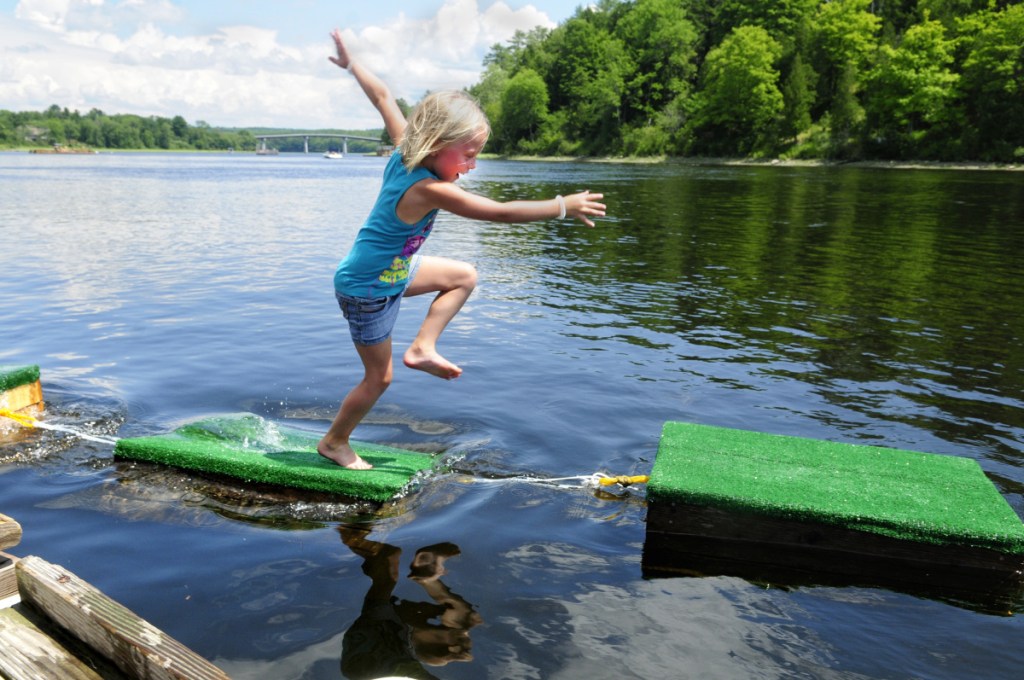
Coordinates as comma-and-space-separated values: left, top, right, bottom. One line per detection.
329, 29, 406, 146
407, 180, 606, 227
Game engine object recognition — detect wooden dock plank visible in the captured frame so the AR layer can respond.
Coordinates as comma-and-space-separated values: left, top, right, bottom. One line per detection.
16, 555, 230, 680
0, 513, 22, 551
0, 605, 110, 680
1, 555, 18, 608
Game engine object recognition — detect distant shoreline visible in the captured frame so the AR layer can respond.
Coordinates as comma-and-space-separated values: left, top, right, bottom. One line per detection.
6, 147, 1021, 172
496, 154, 1024, 172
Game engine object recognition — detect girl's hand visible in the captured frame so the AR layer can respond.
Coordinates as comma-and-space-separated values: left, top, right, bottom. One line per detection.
565, 190, 606, 228
328, 28, 352, 70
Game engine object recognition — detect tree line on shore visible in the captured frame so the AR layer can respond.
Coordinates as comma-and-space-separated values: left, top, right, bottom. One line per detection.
470, 0, 1023, 162
0, 107, 257, 151
0, 107, 378, 154
5, 0, 1022, 162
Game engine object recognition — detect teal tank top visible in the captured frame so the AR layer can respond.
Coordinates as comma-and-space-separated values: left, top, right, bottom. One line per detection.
334, 152, 438, 298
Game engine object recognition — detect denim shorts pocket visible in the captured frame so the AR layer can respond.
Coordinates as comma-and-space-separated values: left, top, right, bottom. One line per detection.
342, 297, 388, 317
335, 291, 403, 345
337, 294, 387, 318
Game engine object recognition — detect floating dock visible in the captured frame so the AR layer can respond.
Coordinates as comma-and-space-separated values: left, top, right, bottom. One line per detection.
114, 413, 437, 502
643, 421, 1024, 594
1, 513, 230, 679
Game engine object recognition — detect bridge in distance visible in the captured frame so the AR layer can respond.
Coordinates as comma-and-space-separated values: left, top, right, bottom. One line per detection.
255, 132, 383, 154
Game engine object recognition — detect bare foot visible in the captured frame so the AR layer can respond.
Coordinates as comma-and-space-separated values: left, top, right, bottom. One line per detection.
403, 346, 462, 380
317, 441, 373, 470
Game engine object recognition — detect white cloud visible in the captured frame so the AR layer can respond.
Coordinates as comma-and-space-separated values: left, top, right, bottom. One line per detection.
2, 0, 555, 128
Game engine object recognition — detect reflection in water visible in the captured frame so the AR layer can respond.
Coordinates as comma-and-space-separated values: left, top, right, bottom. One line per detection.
339, 526, 481, 679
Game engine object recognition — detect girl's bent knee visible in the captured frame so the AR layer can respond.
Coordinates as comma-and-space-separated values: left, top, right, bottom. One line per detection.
460, 263, 478, 290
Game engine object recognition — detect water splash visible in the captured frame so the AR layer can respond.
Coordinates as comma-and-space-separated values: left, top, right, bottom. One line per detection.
0, 407, 118, 446
24, 419, 119, 446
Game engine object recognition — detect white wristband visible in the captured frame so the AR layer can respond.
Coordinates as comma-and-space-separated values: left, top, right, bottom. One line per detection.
555, 195, 566, 220
346, 62, 355, 73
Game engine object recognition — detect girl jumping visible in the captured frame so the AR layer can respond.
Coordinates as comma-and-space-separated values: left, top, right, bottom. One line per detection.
319, 29, 606, 469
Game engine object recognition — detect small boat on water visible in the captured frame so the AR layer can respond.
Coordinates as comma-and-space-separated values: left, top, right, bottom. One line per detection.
323, 150, 343, 159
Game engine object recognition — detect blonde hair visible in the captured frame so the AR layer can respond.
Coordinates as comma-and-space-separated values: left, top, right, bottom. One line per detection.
401, 90, 490, 172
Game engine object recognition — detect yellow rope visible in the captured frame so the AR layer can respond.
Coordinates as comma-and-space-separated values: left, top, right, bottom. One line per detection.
0, 408, 37, 427
596, 474, 650, 488
472, 472, 649, 489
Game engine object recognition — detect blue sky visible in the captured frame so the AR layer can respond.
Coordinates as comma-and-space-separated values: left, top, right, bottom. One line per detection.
0, 0, 586, 129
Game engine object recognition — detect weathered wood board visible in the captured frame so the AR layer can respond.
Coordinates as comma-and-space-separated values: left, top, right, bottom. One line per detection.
16, 555, 230, 680
0, 513, 21, 551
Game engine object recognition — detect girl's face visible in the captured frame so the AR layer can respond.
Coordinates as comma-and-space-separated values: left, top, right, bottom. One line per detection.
430, 131, 487, 182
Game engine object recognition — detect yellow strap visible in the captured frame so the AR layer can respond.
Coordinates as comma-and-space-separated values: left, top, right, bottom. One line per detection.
597, 474, 649, 487
0, 408, 37, 427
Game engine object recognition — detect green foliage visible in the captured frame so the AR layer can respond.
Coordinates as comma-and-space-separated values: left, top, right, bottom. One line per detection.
545, 13, 630, 153
687, 26, 785, 156
497, 69, 550, 152
810, 0, 881, 123
864, 18, 961, 158
0, 107, 258, 151
957, 4, 1024, 160
470, 0, 1022, 162
779, 51, 817, 141
616, 0, 698, 128
712, 0, 818, 49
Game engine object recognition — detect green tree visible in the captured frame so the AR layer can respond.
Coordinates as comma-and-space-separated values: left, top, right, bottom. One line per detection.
469, 63, 509, 141
45, 119, 66, 145
171, 115, 188, 139
828, 62, 865, 157
779, 51, 816, 141
155, 120, 172, 149
497, 68, 550, 151
864, 18, 960, 158
615, 0, 698, 126
958, 4, 1024, 160
546, 14, 630, 152
811, 0, 881, 117
0, 111, 14, 144
484, 27, 553, 75
687, 25, 784, 155
712, 0, 818, 49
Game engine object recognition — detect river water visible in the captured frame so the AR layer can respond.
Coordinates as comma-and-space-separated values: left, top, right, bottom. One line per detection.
1, 151, 1023, 679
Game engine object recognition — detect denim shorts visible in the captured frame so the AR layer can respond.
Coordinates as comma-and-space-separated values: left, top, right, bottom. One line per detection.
336, 291, 403, 346
335, 255, 421, 346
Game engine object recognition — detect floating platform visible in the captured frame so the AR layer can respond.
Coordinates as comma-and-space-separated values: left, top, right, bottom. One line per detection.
0, 364, 44, 413
114, 414, 437, 502
643, 422, 1024, 594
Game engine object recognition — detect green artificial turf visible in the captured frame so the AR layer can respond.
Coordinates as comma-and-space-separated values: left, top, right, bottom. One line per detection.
114, 413, 436, 502
0, 365, 40, 392
649, 421, 1024, 554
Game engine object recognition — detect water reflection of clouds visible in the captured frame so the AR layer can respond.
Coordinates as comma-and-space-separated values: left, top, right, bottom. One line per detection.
516, 578, 842, 679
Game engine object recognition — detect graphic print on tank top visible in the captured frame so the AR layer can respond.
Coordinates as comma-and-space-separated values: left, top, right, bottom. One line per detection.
377, 216, 435, 286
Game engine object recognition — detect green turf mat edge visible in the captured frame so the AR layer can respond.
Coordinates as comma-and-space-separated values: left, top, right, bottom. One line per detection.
0, 365, 41, 392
